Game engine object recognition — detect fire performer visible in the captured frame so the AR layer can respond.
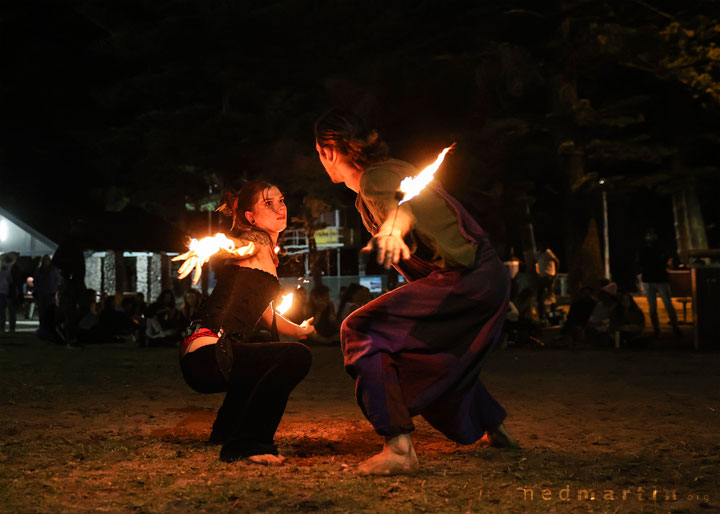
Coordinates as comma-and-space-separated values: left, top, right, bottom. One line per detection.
314, 109, 519, 475
176, 181, 316, 464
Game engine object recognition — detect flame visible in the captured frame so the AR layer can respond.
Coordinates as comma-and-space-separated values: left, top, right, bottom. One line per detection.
276, 293, 294, 315
173, 233, 256, 284
398, 143, 455, 205
187, 233, 255, 262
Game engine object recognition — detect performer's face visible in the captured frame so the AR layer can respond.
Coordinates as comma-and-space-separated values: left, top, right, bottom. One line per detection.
246, 186, 287, 233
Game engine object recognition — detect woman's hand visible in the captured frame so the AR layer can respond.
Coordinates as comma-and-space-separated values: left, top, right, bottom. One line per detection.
295, 317, 316, 340
361, 232, 411, 269
172, 250, 205, 284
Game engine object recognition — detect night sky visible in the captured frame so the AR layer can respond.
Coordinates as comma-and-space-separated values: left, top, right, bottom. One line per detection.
2, 0, 719, 288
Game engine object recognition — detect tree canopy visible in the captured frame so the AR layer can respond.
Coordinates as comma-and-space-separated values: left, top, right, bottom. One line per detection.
1, 1, 718, 262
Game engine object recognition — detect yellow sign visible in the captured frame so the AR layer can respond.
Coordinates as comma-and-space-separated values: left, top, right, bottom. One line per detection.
314, 228, 341, 245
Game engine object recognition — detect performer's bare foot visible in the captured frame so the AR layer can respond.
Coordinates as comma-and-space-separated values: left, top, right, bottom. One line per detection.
350, 434, 419, 475
248, 454, 286, 466
487, 423, 520, 449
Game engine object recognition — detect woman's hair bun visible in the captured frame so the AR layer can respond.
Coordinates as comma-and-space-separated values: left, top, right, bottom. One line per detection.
216, 190, 238, 217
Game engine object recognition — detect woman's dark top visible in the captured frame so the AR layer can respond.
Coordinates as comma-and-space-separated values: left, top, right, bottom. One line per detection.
194, 266, 280, 342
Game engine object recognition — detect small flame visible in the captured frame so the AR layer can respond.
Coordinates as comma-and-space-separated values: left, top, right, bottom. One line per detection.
398, 143, 455, 205
276, 293, 294, 315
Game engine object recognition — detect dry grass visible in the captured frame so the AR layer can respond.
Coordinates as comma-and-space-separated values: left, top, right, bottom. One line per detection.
1, 333, 718, 513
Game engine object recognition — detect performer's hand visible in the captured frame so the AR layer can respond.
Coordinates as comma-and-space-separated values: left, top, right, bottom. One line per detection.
361, 232, 411, 269
296, 317, 316, 340
172, 251, 205, 284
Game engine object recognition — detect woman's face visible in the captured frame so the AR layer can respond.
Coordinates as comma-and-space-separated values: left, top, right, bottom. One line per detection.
246, 186, 287, 234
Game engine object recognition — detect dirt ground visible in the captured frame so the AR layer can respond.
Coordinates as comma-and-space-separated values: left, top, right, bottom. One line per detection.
1, 328, 718, 513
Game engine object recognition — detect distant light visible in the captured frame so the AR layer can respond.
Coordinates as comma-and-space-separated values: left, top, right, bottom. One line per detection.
598, 178, 606, 185
0, 219, 7, 242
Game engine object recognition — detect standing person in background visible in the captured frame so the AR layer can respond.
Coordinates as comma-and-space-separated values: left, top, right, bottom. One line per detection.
0, 253, 18, 333
503, 247, 521, 301
314, 108, 517, 476
52, 238, 87, 347
637, 228, 680, 337
535, 244, 559, 322
33, 254, 60, 340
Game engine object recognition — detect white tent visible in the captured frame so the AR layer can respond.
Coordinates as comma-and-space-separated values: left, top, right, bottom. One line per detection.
0, 206, 58, 257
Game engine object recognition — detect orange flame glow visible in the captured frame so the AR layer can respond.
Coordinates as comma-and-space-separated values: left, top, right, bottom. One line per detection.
172, 233, 255, 284
275, 293, 294, 315
398, 143, 455, 205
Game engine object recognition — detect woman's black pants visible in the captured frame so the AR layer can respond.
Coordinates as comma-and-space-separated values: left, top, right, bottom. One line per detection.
180, 341, 311, 461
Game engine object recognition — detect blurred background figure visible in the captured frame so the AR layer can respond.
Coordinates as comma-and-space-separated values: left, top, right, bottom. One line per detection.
22, 276, 35, 319
285, 285, 310, 325
561, 286, 597, 344
637, 227, 680, 337
145, 289, 183, 346
306, 284, 338, 345
535, 244, 559, 322
611, 292, 645, 347
180, 288, 203, 328
503, 246, 521, 300
52, 238, 87, 347
0, 253, 19, 333
336, 283, 373, 323
587, 282, 619, 344
32, 254, 60, 340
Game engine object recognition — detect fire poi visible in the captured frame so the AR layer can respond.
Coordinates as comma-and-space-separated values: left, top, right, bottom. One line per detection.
388, 143, 456, 234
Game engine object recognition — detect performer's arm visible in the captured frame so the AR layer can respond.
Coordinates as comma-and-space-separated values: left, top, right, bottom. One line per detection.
259, 305, 316, 340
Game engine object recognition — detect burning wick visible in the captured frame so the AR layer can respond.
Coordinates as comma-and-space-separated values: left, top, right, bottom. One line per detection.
172, 233, 255, 284
388, 143, 455, 234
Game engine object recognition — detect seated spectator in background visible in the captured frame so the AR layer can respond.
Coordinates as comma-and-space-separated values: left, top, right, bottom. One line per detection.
285, 286, 310, 325
503, 288, 542, 346
610, 293, 645, 346
513, 287, 535, 322
587, 282, 618, 343
77, 288, 101, 343
562, 286, 597, 342
23, 276, 35, 319
306, 284, 339, 344
337, 283, 374, 322
97, 294, 135, 342
135, 292, 149, 319
145, 289, 183, 346
121, 295, 144, 342
180, 289, 203, 328
335, 286, 347, 313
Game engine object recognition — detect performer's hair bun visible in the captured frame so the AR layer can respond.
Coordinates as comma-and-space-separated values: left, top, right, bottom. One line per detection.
314, 108, 390, 168
216, 190, 238, 218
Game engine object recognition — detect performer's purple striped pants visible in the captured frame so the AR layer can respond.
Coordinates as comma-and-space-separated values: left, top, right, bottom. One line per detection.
341, 253, 509, 444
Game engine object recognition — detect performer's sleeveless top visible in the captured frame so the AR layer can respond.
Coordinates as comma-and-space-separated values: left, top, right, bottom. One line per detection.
189, 228, 280, 343
195, 266, 280, 343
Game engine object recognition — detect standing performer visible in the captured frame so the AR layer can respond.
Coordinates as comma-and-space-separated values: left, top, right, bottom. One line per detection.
177, 181, 315, 464
314, 109, 518, 475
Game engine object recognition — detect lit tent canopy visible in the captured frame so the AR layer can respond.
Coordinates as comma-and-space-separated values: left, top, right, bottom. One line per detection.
0, 206, 58, 257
